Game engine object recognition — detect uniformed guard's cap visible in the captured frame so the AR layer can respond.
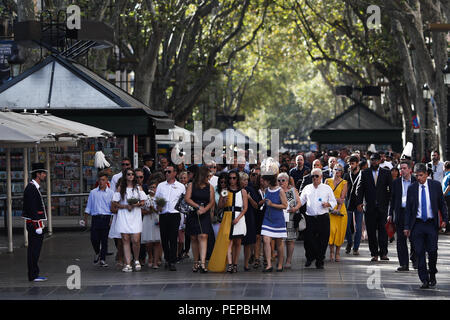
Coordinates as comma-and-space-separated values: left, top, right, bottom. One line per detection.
370, 153, 381, 161
31, 163, 48, 173
143, 154, 154, 162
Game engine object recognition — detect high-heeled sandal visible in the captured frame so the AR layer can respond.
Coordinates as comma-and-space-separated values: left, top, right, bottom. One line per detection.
227, 264, 233, 273
192, 261, 200, 273
200, 262, 208, 273
253, 258, 260, 269
233, 264, 238, 273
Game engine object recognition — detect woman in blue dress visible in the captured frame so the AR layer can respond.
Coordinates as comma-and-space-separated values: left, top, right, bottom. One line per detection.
260, 174, 288, 272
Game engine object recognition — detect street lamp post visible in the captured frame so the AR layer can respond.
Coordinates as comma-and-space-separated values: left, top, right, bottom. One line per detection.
443, 59, 450, 160
423, 84, 431, 155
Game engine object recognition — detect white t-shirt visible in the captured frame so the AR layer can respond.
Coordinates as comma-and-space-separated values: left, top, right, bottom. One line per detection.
110, 172, 122, 192
379, 161, 393, 170
209, 175, 218, 189
429, 161, 445, 183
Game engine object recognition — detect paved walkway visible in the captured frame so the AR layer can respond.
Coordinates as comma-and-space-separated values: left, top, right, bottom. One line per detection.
1, 230, 450, 300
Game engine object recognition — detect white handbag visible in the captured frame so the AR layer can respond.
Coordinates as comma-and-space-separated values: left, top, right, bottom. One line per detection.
298, 214, 306, 231
283, 209, 289, 222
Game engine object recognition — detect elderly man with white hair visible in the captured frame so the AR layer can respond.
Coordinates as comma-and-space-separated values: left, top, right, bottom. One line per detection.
205, 160, 218, 188
299, 168, 337, 269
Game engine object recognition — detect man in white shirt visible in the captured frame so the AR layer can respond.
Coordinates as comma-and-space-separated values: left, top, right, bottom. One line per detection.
379, 151, 393, 170
110, 158, 132, 192
206, 160, 218, 189
429, 150, 445, 183
299, 168, 337, 269
154, 164, 186, 271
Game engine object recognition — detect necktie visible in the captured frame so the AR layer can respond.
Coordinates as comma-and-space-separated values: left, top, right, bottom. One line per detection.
421, 185, 427, 221
374, 170, 378, 185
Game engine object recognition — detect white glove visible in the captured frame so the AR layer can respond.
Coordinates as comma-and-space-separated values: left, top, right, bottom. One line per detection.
36, 228, 43, 235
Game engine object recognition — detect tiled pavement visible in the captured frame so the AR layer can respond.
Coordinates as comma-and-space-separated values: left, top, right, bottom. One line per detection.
1, 231, 450, 300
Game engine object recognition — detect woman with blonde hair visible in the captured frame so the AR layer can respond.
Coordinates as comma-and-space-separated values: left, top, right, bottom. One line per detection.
277, 172, 301, 268
324, 164, 348, 262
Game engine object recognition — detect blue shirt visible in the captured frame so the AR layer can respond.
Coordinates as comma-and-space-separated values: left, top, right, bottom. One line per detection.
401, 178, 412, 208
442, 171, 450, 195
85, 186, 114, 216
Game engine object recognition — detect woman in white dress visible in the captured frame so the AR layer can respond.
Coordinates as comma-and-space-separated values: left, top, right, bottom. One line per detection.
111, 169, 147, 272
141, 180, 162, 269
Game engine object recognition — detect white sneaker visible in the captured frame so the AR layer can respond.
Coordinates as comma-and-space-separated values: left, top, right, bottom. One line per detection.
134, 261, 141, 271
122, 265, 132, 272
99, 260, 108, 267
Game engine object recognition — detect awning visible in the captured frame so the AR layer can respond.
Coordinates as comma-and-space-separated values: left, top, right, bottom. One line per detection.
150, 117, 175, 130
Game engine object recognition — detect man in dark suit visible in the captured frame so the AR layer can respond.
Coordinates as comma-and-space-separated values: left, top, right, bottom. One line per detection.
23, 163, 48, 282
388, 160, 416, 271
356, 152, 393, 262
404, 163, 448, 289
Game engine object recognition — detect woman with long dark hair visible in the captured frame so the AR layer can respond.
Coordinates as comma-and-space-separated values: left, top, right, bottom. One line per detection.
208, 170, 248, 273
184, 166, 215, 273
111, 168, 147, 272
213, 172, 229, 237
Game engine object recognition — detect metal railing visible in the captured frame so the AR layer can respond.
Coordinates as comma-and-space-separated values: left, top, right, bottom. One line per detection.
0, 193, 90, 231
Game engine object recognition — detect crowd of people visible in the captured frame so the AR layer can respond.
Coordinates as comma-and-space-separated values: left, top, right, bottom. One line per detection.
78, 148, 449, 289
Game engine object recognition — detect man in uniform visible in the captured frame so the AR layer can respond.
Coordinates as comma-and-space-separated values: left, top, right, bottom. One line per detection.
23, 163, 48, 282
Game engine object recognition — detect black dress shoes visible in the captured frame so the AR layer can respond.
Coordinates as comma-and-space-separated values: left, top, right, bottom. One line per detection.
420, 281, 430, 289
345, 243, 352, 254
304, 260, 313, 267
315, 261, 324, 269
429, 274, 437, 287
380, 256, 389, 261
396, 266, 409, 272
169, 263, 177, 271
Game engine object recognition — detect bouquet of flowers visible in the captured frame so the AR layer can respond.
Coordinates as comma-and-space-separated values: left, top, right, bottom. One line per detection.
155, 197, 167, 209
329, 208, 344, 216
127, 198, 140, 205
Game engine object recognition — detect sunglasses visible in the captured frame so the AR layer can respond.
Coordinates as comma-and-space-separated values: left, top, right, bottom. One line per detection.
136, 176, 144, 179
127, 173, 135, 176
229, 176, 237, 180
165, 170, 173, 174
122, 163, 131, 166
251, 173, 259, 176
208, 166, 216, 169
312, 175, 320, 178
278, 179, 286, 182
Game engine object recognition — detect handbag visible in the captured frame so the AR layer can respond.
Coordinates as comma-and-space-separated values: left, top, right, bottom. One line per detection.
385, 219, 396, 239
298, 213, 306, 231
175, 193, 195, 215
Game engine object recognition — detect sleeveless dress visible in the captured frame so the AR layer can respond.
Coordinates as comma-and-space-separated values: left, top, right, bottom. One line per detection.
141, 194, 160, 243
261, 187, 287, 238
325, 178, 348, 246
242, 185, 257, 245
112, 187, 147, 234
284, 188, 298, 241
186, 184, 213, 235
208, 189, 246, 272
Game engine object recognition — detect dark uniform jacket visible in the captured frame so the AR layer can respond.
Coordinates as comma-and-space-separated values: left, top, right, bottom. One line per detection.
22, 181, 47, 229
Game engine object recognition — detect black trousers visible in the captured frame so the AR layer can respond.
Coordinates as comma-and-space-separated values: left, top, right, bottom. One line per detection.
90, 215, 111, 261
304, 214, 330, 265
26, 224, 44, 281
364, 208, 388, 257
159, 212, 181, 264
411, 219, 438, 283
395, 208, 415, 267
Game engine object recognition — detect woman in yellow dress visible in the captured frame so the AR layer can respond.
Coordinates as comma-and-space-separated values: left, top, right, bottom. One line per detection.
208, 171, 247, 273
325, 164, 348, 262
